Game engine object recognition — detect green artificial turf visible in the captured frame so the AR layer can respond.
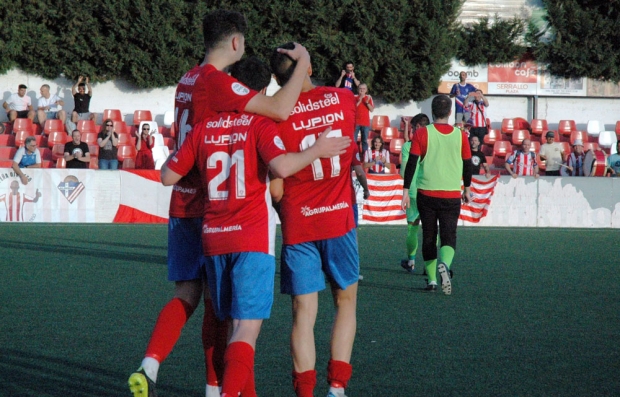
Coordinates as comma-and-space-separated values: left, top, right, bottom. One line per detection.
1, 224, 618, 396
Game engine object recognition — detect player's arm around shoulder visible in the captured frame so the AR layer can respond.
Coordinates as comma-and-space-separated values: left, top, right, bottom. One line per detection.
161, 132, 198, 186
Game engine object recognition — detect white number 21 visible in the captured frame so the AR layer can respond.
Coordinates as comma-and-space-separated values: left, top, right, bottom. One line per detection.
207, 150, 246, 200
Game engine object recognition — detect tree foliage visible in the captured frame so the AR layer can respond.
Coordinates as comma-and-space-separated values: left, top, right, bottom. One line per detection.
530, 0, 620, 82
456, 16, 526, 66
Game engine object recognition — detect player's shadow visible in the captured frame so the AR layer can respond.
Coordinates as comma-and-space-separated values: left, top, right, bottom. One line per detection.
0, 238, 166, 264
66, 237, 167, 252
0, 348, 196, 397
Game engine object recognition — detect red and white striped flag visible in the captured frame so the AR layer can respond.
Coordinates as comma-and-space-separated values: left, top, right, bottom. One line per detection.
362, 174, 406, 222
459, 175, 499, 223
359, 174, 499, 223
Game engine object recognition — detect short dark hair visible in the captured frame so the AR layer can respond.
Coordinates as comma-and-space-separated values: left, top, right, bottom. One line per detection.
229, 57, 271, 92
18, 84, 27, 89
431, 95, 452, 119
78, 83, 86, 88
202, 10, 247, 52
270, 42, 296, 86
344, 61, 354, 68
411, 113, 430, 129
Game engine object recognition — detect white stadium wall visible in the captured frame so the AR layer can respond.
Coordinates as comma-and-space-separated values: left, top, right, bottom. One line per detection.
2, 168, 620, 228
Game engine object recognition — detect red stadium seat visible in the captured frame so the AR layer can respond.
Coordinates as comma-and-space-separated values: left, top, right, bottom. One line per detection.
615, 121, 620, 137
371, 115, 390, 131
89, 145, 99, 158
39, 148, 52, 161
35, 135, 48, 147
0, 160, 14, 168
15, 129, 34, 147
0, 147, 16, 160
159, 126, 170, 137
569, 130, 588, 145
530, 119, 549, 136
537, 154, 546, 172
557, 120, 576, 137
102, 109, 123, 122
0, 134, 15, 147
113, 120, 128, 135
48, 131, 70, 149
89, 157, 99, 169
380, 127, 399, 142
501, 118, 515, 135
13, 118, 33, 133
513, 117, 530, 131
52, 144, 65, 160
493, 140, 512, 158
583, 142, 600, 152
529, 141, 541, 154
56, 158, 66, 168
163, 137, 175, 151
81, 132, 98, 145
41, 160, 52, 168
133, 110, 153, 126
168, 123, 177, 138
117, 144, 137, 162
559, 142, 571, 156
118, 133, 132, 145
511, 130, 531, 145
389, 138, 404, 154
122, 158, 135, 169
484, 129, 500, 146
77, 120, 96, 133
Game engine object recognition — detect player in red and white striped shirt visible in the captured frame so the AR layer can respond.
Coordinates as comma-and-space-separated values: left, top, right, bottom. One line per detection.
505, 139, 540, 178
0, 180, 41, 222
463, 89, 489, 142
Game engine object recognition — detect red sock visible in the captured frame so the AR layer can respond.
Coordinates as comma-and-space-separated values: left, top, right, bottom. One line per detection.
221, 341, 254, 396
203, 302, 228, 386
292, 370, 316, 397
327, 359, 352, 389
145, 298, 194, 362
240, 367, 257, 397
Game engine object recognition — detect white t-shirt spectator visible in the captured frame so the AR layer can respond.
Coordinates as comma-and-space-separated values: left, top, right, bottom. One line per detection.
37, 94, 62, 112
7, 93, 31, 111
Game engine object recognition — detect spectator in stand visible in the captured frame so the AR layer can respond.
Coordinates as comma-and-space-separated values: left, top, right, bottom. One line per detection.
539, 131, 565, 176
353, 83, 374, 154
36, 84, 66, 129
3, 84, 35, 123
64, 129, 90, 169
67, 76, 94, 133
364, 136, 390, 173
505, 138, 539, 178
97, 118, 119, 170
135, 123, 155, 170
449, 71, 476, 124
565, 139, 586, 176
607, 142, 620, 176
12, 136, 41, 185
469, 135, 490, 178
335, 61, 360, 93
399, 113, 430, 273
463, 89, 489, 142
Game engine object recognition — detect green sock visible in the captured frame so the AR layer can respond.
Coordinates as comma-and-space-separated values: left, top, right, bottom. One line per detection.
425, 259, 437, 283
439, 246, 455, 268
406, 224, 419, 260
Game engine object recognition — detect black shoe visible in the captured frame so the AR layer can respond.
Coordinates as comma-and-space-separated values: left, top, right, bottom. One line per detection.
424, 279, 437, 292
400, 259, 415, 273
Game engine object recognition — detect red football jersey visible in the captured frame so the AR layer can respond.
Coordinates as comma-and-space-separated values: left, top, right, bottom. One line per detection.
277, 86, 357, 245
167, 112, 286, 256
170, 64, 258, 218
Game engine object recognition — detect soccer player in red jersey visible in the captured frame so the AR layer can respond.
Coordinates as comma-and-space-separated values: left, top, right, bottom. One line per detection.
270, 42, 359, 397
161, 56, 351, 397
129, 10, 316, 397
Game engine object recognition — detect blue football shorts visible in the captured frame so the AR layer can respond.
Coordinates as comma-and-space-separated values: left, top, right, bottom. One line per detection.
167, 217, 204, 281
204, 252, 276, 321
280, 228, 359, 296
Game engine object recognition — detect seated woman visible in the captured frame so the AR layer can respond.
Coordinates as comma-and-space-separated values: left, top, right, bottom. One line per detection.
97, 118, 119, 169
363, 136, 390, 173
135, 122, 155, 170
